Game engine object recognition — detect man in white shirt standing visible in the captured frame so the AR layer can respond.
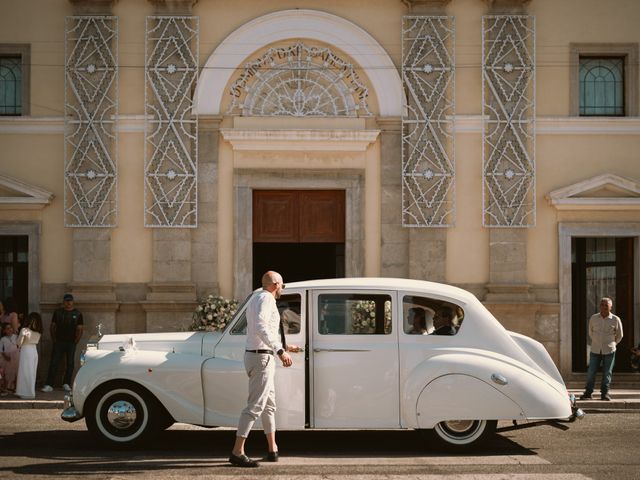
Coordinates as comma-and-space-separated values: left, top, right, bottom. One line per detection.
229, 271, 298, 467
581, 297, 623, 401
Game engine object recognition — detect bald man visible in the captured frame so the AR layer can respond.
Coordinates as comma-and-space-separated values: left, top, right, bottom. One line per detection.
229, 271, 299, 467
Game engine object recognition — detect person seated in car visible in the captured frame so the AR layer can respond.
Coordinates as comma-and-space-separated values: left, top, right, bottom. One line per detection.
407, 307, 428, 335
432, 306, 457, 336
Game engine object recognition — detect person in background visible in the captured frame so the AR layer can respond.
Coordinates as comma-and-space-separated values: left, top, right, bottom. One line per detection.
15, 312, 43, 399
41, 294, 84, 393
407, 307, 428, 335
580, 297, 623, 401
0, 323, 19, 394
1, 297, 20, 333
631, 343, 640, 372
432, 306, 458, 336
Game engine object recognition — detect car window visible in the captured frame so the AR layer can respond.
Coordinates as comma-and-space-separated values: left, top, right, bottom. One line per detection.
403, 295, 464, 336
230, 310, 247, 335
318, 293, 392, 335
230, 293, 302, 335
277, 294, 301, 334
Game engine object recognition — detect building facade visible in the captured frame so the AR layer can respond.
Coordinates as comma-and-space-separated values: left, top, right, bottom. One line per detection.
1, 0, 639, 383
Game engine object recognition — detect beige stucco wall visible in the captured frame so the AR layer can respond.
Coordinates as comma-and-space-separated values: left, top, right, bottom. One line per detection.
0, 0, 639, 380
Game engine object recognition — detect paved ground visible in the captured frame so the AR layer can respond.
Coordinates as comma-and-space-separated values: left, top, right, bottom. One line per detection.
0, 409, 639, 479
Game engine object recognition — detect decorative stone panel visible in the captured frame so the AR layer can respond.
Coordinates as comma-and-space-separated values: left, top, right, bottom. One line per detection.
482, 15, 535, 227
64, 16, 118, 227
402, 16, 455, 227
144, 15, 199, 227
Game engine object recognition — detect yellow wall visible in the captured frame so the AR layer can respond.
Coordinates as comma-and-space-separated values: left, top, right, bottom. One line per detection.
1, 0, 640, 294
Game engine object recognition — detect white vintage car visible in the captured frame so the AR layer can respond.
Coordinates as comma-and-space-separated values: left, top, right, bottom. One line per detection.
62, 278, 583, 451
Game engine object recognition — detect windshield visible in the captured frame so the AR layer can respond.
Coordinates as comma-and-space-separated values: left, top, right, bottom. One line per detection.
223, 291, 255, 333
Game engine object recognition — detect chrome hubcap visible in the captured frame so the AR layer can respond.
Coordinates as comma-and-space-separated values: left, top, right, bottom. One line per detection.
442, 420, 475, 434
106, 400, 137, 429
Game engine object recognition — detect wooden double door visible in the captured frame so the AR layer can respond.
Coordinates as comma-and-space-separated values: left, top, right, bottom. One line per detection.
252, 190, 346, 289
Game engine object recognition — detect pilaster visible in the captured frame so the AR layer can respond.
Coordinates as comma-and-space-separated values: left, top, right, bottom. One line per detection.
377, 117, 408, 278
68, 0, 118, 15
486, 229, 534, 302
147, 0, 198, 14
193, 115, 223, 298
409, 229, 447, 282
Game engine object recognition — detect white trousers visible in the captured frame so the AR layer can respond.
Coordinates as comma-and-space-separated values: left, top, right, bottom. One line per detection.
236, 352, 276, 438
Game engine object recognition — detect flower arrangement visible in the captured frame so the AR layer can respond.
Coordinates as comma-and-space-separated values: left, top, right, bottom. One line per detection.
350, 300, 392, 334
190, 295, 239, 332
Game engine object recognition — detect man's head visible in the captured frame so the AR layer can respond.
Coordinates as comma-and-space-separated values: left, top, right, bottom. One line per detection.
408, 307, 426, 332
1, 322, 13, 337
261, 271, 284, 299
434, 306, 455, 330
599, 297, 613, 317
63, 293, 74, 310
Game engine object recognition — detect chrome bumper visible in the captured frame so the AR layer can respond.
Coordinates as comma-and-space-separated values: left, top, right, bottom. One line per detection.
569, 393, 585, 421
61, 393, 83, 423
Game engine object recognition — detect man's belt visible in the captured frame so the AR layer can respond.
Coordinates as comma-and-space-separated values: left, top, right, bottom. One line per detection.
245, 349, 274, 355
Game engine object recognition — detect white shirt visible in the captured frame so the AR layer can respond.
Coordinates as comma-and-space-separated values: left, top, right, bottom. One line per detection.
245, 290, 283, 353
0, 333, 18, 353
588, 313, 623, 354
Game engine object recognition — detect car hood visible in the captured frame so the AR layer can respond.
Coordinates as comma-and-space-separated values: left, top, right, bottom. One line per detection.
96, 331, 222, 356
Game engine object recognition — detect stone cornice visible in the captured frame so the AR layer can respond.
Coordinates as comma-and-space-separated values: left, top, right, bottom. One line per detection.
547, 173, 640, 211
0, 173, 54, 210
402, 0, 452, 13
68, 0, 118, 15
148, 0, 198, 14
6, 115, 640, 136
484, 0, 531, 13
221, 129, 381, 152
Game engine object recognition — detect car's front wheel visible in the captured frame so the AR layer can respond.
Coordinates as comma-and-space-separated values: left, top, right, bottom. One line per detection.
85, 381, 160, 447
423, 419, 497, 452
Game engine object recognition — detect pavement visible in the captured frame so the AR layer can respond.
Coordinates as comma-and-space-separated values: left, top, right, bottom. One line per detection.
1, 387, 639, 412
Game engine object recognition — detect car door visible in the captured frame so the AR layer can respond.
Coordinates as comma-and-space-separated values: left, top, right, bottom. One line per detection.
310, 289, 400, 428
202, 291, 306, 430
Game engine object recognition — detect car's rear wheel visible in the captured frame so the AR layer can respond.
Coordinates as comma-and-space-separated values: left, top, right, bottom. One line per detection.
423, 419, 497, 452
85, 381, 162, 447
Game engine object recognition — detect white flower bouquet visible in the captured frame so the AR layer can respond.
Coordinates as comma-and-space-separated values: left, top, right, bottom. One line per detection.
190, 295, 239, 332
350, 300, 392, 334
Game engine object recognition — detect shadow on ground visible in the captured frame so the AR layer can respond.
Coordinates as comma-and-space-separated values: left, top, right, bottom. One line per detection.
0, 429, 537, 477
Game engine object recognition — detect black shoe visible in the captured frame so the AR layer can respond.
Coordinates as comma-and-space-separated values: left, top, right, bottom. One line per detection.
579, 392, 592, 400
229, 453, 259, 468
601, 393, 612, 401
265, 451, 279, 462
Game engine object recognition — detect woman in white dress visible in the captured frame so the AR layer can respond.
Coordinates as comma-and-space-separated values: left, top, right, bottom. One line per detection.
15, 312, 43, 399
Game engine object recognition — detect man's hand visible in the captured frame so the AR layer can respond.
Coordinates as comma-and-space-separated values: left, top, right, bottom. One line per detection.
278, 351, 293, 367
287, 344, 302, 353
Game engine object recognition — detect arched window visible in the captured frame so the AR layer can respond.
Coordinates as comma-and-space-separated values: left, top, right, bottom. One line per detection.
0, 57, 22, 115
579, 57, 624, 116
227, 42, 370, 117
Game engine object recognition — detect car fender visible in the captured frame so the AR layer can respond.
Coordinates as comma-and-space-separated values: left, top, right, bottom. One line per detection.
403, 352, 572, 429
74, 349, 205, 425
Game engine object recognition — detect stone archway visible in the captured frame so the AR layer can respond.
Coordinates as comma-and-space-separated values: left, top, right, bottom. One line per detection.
193, 9, 404, 117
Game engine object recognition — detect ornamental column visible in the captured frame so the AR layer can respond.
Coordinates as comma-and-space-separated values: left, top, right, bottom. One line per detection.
141, 0, 200, 331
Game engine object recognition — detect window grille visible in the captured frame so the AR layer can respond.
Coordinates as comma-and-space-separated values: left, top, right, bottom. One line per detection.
64, 17, 118, 227
144, 16, 199, 227
401, 16, 455, 227
579, 57, 624, 116
482, 15, 536, 228
0, 56, 22, 115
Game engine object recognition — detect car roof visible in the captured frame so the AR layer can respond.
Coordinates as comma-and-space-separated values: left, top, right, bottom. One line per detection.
282, 277, 478, 304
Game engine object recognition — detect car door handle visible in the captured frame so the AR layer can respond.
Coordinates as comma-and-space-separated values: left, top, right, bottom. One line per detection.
313, 348, 371, 353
